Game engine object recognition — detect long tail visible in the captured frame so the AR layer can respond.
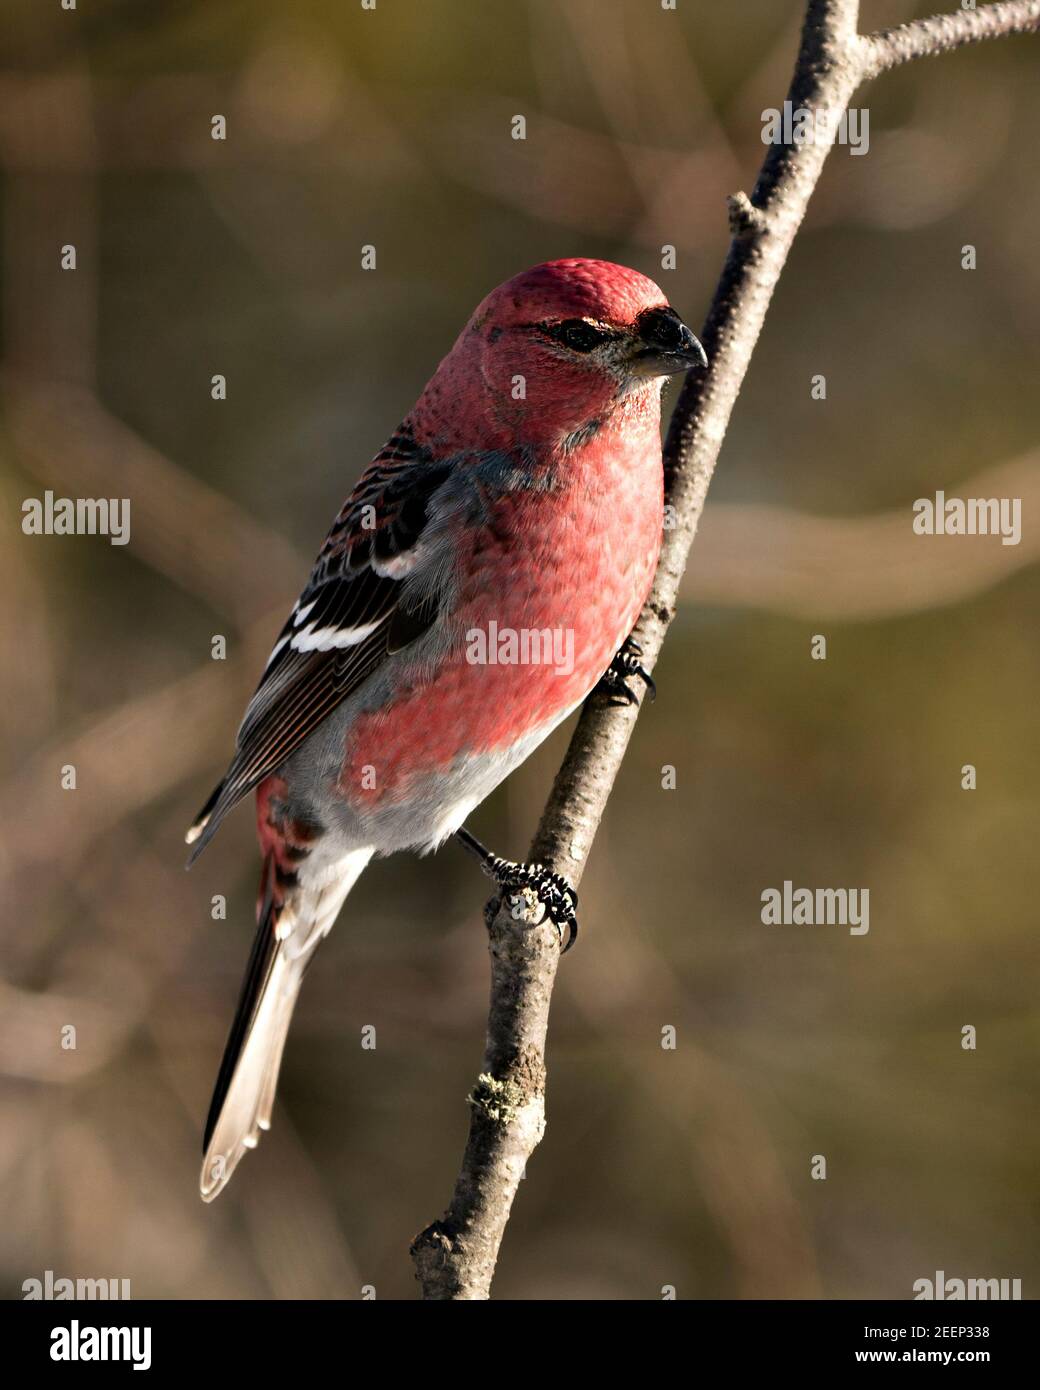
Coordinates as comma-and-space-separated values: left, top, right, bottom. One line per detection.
200, 846, 372, 1202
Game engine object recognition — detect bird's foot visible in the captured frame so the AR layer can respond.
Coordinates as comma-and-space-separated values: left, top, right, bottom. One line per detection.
455, 828, 579, 951
487, 857, 579, 952
595, 636, 656, 706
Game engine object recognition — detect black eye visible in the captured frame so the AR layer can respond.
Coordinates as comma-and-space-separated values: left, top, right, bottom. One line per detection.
545, 319, 608, 353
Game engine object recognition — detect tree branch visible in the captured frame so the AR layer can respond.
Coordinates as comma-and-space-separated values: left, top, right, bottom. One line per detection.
410, 0, 1037, 1299
860, 1, 1039, 79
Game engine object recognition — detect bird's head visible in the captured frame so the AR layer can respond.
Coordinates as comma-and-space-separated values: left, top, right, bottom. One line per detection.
430, 259, 706, 450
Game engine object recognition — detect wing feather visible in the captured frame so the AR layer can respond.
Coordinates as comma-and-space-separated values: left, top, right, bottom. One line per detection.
186, 427, 453, 862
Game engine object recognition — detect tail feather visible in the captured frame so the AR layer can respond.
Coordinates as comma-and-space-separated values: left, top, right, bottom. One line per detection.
255, 990, 295, 1134
202, 857, 279, 1155
199, 846, 373, 1202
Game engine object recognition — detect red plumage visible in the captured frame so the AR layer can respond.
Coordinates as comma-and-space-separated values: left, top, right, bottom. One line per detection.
189, 259, 705, 1199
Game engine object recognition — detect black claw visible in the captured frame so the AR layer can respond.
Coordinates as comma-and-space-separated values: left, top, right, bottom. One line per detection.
487, 857, 579, 952
455, 827, 579, 951
595, 637, 657, 706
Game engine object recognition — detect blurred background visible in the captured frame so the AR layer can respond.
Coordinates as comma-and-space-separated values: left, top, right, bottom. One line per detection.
2, 0, 1038, 1300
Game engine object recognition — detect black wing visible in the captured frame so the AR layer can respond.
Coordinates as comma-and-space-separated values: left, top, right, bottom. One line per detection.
186, 425, 453, 864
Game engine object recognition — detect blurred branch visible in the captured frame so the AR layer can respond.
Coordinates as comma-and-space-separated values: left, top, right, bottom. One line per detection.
0, 66, 97, 385
685, 450, 1040, 619
0, 617, 275, 887
5, 373, 305, 625
411, 0, 1039, 1300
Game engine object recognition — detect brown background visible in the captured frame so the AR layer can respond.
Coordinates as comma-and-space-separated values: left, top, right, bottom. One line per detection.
2, 0, 1037, 1299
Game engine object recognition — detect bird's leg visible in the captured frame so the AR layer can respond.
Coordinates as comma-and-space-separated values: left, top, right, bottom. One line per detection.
594, 635, 656, 706
455, 826, 579, 952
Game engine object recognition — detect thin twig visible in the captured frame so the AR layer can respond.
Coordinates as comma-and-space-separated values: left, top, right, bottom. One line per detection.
410, 0, 1037, 1299
860, 0, 1040, 79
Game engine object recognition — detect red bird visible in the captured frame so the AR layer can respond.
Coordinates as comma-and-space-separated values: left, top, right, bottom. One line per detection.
187, 259, 705, 1199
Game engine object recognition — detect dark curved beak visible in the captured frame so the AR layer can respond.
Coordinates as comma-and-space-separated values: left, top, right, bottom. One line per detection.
631, 306, 708, 377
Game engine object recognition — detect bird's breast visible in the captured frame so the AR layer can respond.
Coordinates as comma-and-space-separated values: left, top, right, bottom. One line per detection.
339, 415, 663, 801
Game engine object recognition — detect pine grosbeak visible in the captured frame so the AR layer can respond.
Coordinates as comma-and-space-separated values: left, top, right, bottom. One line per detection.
187, 258, 705, 1200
